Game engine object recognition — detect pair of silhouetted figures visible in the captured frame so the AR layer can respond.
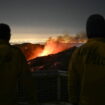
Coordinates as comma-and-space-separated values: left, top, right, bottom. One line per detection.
0, 14, 105, 105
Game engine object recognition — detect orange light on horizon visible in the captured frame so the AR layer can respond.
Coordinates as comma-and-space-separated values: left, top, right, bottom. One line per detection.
10, 33, 48, 44
10, 33, 70, 44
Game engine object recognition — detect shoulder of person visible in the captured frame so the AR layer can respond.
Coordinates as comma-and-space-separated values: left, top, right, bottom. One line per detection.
71, 43, 88, 57
10, 45, 25, 57
10, 45, 22, 52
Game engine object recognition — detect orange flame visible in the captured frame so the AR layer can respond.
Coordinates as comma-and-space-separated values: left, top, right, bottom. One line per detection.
20, 34, 87, 61
38, 35, 87, 57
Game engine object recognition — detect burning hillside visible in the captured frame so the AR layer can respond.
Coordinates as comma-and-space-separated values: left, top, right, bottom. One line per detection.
16, 34, 86, 61
15, 34, 86, 71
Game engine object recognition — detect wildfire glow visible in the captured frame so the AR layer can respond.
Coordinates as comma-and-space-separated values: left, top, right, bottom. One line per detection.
18, 34, 87, 61
38, 34, 87, 57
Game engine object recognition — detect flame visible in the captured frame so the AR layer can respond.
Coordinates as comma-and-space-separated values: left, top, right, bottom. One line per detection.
38, 34, 87, 57
18, 34, 87, 61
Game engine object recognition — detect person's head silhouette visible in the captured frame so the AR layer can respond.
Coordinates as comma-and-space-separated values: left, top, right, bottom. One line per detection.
0, 23, 11, 41
86, 14, 105, 38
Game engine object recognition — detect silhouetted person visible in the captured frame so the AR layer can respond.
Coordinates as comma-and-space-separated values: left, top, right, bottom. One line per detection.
68, 14, 105, 105
0, 23, 36, 105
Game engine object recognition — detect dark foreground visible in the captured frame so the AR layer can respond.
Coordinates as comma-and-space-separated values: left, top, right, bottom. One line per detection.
17, 70, 71, 105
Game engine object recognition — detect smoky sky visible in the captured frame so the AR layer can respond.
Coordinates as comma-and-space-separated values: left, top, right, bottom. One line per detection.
0, 0, 105, 34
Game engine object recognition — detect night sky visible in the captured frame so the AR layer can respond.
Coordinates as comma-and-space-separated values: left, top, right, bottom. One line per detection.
0, 0, 105, 43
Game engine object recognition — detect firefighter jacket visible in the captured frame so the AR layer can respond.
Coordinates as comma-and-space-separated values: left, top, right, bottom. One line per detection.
0, 40, 36, 105
68, 38, 105, 105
